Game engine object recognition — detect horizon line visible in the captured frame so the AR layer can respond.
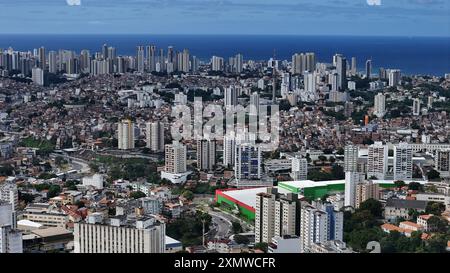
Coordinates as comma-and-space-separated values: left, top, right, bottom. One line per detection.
0, 33, 449, 38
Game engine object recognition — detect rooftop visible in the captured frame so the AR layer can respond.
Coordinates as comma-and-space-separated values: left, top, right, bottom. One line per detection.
386, 199, 428, 210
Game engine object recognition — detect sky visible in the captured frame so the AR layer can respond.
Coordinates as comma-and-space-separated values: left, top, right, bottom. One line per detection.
0, 0, 449, 36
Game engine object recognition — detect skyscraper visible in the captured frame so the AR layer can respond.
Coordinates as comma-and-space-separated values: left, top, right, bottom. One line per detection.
165, 141, 187, 174
335, 54, 347, 91
80, 50, 91, 73
344, 145, 359, 172
351, 57, 357, 75
233, 53, 243, 73
223, 134, 236, 168
38, 46, 46, 70
367, 142, 388, 179
146, 45, 157, 72
31, 67, 44, 86
355, 180, 380, 209
234, 143, 261, 181
300, 203, 342, 253
345, 172, 362, 208
365, 59, 372, 79
197, 139, 216, 171
224, 85, 238, 107
136, 46, 145, 73
48, 51, 57, 74
388, 69, 401, 87
102, 44, 108, 59
374, 93, 386, 118
304, 71, 316, 93
255, 188, 301, 244
117, 119, 135, 150
0, 202, 22, 253
413, 98, 421, 116
255, 190, 276, 244
146, 121, 165, 152
249, 92, 260, 117
211, 56, 224, 71
393, 142, 413, 180
435, 149, 450, 178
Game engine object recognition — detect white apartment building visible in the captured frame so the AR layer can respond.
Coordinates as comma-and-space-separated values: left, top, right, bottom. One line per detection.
117, 119, 135, 150
0, 182, 19, 212
374, 93, 386, 118
255, 191, 275, 244
344, 145, 359, 172
393, 142, 413, 180
164, 141, 187, 174
290, 156, 308, 180
146, 121, 165, 152
344, 172, 362, 208
300, 205, 328, 253
31, 67, 44, 86
74, 216, 165, 253
435, 149, 450, 178
0, 202, 22, 253
388, 69, 401, 87
367, 141, 388, 179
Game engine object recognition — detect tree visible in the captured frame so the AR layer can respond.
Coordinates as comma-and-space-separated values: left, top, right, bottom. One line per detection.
89, 163, 99, 173
318, 155, 327, 162
232, 221, 243, 234
130, 191, 146, 199
427, 216, 448, 233
331, 165, 345, 179
408, 182, 423, 192
427, 169, 440, 180
234, 235, 250, 245
254, 242, 268, 253
182, 190, 194, 201
47, 185, 61, 198
55, 156, 67, 166
358, 198, 383, 218
425, 202, 445, 215
394, 180, 406, 189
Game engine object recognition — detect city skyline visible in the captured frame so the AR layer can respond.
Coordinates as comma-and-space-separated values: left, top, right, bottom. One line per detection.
0, 0, 449, 37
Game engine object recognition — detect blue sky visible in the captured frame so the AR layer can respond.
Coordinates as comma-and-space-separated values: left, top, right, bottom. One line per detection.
0, 0, 449, 36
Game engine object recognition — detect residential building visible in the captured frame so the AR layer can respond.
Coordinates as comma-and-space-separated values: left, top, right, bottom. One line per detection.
290, 156, 308, 180
367, 141, 388, 179
146, 121, 165, 152
117, 119, 135, 150
435, 149, 450, 178
74, 215, 165, 253
0, 202, 22, 253
197, 139, 216, 171
393, 142, 413, 180
235, 143, 261, 181
384, 199, 427, 223
355, 180, 380, 208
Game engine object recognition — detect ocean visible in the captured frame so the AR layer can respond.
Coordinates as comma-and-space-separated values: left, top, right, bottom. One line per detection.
0, 34, 449, 76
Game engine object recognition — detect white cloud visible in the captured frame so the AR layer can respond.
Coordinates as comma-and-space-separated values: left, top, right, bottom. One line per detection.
66, 0, 81, 6
367, 0, 382, 5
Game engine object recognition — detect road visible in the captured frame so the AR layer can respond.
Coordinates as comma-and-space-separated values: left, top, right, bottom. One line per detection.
208, 210, 233, 239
